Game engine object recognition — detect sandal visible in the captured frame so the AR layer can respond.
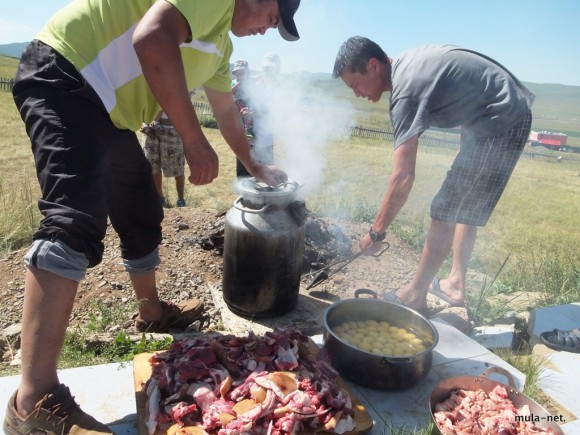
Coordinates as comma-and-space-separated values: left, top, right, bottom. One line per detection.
540, 328, 580, 353
134, 299, 204, 333
428, 278, 465, 307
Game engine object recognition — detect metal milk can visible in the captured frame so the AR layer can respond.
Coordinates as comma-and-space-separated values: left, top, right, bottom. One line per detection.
222, 178, 305, 317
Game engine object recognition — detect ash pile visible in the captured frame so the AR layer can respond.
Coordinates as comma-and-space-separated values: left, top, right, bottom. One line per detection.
196, 211, 354, 273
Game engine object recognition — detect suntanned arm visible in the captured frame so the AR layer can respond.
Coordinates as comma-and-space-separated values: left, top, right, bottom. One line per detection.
360, 134, 419, 253
133, 1, 218, 185
204, 86, 288, 186
204, 87, 256, 169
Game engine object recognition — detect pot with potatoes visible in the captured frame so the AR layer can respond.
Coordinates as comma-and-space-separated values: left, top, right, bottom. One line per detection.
322, 288, 439, 390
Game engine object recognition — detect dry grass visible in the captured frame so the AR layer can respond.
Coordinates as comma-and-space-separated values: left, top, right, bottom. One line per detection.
157, 128, 239, 211
1, 87, 579, 304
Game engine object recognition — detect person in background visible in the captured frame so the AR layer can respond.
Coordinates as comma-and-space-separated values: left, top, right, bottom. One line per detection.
141, 110, 187, 207
231, 59, 254, 135
231, 59, 256, 177
6, 0, 301, 433
333, 36, 534, 315
252, 52, 282, 166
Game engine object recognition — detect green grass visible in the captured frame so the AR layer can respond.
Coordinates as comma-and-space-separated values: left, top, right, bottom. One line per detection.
0, 298, 173, 376
493, 347, 548, 403
60, 328, 172, 370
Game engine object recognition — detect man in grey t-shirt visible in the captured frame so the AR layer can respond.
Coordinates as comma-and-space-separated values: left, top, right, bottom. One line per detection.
333, 36, 533, 314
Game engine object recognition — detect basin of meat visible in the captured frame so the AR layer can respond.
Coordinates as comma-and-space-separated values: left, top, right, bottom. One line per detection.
430, 367, 564, 434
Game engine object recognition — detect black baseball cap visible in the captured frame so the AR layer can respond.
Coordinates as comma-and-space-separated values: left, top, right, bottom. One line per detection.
278, 0, 300, 41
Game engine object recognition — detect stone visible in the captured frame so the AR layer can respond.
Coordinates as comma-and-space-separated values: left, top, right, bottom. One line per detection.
432, 307, 472, 334
470, 324, 515, 349
3, 323, 22, 338
489, 291, 545, 311
9, 349, 21, 366
527, 303, 580, 346
0, 336, 11, 363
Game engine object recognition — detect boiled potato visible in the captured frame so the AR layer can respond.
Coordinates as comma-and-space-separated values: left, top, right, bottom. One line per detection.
332, 319, 429, 356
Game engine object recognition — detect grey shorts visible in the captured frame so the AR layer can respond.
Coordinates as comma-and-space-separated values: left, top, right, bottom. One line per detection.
142, 123, 186, 178
431, 110, 532, 226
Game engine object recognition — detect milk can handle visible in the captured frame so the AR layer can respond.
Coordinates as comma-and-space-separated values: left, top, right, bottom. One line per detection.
233, 197, 270, 214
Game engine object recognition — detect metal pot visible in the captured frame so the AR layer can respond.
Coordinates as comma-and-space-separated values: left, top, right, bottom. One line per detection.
322, 288, 439, 390
430, 367, 564, 434
222, 178, 305, 318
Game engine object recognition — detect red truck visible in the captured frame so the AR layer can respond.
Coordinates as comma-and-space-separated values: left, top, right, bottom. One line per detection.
529, 130, 568, 151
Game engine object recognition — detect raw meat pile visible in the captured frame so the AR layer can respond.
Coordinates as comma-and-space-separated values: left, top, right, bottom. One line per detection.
434, 385, 555, 434
144, 329, 357, 434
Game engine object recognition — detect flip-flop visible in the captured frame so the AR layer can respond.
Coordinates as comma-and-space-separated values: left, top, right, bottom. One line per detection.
540, 328, 580, 353
381, 289, 431, 318
428, 278, 465, 308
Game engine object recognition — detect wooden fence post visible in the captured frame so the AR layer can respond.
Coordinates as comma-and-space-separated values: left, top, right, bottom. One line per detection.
0, 77, 15, 92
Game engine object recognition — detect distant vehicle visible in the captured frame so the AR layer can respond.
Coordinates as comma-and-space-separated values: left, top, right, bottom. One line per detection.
529, 130, 568, 151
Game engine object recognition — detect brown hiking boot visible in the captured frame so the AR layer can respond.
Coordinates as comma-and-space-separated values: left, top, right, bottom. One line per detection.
3, 384, 113, 434
134, 299, 204, 333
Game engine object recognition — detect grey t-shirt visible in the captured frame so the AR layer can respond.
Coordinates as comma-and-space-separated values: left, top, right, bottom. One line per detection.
390, 45, 535, 148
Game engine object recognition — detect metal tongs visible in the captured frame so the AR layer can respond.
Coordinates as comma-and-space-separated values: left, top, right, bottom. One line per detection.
305, 241, 390, 290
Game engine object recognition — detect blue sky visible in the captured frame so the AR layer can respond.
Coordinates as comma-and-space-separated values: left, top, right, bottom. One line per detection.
2, 0, 579, 86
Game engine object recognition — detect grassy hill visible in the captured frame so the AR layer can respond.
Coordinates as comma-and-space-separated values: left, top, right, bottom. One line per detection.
0, 55, 18, 78
0, 42, 27, 59
524, 83, 580, 136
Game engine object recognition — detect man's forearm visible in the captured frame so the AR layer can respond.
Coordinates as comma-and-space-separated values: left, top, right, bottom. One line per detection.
372, 169, 414, 234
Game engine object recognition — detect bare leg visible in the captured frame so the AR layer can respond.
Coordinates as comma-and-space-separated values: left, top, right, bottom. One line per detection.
130, 269, 163, 322
397, 219, 455, 309
437, 224, 477, 304
16, 268, 77, 415
175, 175, 185, 201
152, 171, 163, 196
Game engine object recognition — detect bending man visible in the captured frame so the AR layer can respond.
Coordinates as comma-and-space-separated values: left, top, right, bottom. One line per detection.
333, 36, 533, 314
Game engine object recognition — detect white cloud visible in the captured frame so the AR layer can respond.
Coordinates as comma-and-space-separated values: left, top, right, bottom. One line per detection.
0, 18, 34, 44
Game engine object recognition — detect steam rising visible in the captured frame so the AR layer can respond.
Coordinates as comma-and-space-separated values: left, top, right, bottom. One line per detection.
245, 72, 354, 197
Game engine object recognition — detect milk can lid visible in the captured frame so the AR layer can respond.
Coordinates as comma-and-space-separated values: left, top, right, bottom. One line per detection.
234, 177, 301, 201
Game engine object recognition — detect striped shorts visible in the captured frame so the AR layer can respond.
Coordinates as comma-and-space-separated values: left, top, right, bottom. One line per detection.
142, 122, 186, 178
431, 110, 532, 226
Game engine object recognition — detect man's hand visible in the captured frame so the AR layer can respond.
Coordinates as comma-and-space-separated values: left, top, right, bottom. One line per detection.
183, 138, 219, 185
358, 234, 385, 255
140, 123, 157, 139
251, 164, 288, 187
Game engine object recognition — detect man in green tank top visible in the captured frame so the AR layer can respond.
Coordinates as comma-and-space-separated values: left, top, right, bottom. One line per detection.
5, 1, 301, 434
